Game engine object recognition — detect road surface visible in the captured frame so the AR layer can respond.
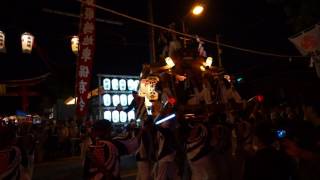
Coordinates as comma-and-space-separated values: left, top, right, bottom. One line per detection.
33, 155, 137, 180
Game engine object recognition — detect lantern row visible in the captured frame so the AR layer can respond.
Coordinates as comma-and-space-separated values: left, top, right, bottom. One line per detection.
0, 31, 34, 54
103, 110, 137, 123
103, 78, 139, 91
0, 31, 78, 55
103, 94, 134, 107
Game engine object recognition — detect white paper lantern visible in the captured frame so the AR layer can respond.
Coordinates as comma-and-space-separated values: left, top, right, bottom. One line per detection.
165, 57, 175, 68
127, 79, 134, 91
128, 110, 135, 121
21, 32, 34, 54
119, 79, 126, 91
103, 94, 111, 106
120, 111, 127, 123
103, 78, 111, 90
111, 79, 119, 90
128, 94, 134, 105
112, 94, 120, 107
205, 57, 213, 67
120, 94, 127, 106
112, 111, 119, 123
103, 111, 112, 120
0, 31, 6, 53
71, 36, 79, 54
134, 80, 140, 91
146, 76, 159, 101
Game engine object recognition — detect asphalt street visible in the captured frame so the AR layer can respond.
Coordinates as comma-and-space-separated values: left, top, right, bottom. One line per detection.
33, 155, 137, 180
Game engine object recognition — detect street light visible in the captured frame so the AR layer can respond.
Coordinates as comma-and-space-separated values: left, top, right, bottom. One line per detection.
192, 4, 204, 16
182, 3, 205, 47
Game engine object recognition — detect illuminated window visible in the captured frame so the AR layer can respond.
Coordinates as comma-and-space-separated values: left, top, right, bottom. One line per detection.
120, 94, 127, 106
128, 110, 135, 121
128, 94, 134, 105
120, 111, 127, 123
112, 111, 119, 123
119, 79, 126, 91
127, 79, 135, 91
103, 78, 111, 90
112, 95, 120, 107
111, 79, 119, 90
103, 111, 112, 120
103, 94, 111, 106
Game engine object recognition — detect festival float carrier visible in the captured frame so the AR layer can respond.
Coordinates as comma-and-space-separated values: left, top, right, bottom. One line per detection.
135, 49, 244, 124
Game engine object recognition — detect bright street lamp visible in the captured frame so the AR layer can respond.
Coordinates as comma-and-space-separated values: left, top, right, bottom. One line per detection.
192, 4, 204, 16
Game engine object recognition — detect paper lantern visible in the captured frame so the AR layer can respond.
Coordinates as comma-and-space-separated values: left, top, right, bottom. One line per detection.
120, 111, 127, 123
134, 80, 140, 91
128, 94, 134, 105
112, 95, 120, 106
138, 79, 148, 97
119, 79, 126, 91
128, 110, 135, 121
146, 76, 159, 101
103, 94, 111, 106
0, 31, 6, 53
103, 111, 112, 120
205, 57, 213, 67
71, 36, 79, 54
103, 78, 111, 90
112, 111, 119, 123
111, 79, 119, 90
127, 79, 135, 91
165, 57, 175, 68
21, 32, 34, 54
120, 94, 127, 106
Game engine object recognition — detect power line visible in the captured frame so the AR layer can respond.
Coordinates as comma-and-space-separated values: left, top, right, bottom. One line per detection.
76, 0, 304, 59
42, 8, 124, 26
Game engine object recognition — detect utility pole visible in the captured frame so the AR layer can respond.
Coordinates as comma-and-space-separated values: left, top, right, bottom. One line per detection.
216, 34, 222, 67
148, 0, 156, 63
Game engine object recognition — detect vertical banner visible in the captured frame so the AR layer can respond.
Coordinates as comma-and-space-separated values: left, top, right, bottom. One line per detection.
76, 0, 96, 117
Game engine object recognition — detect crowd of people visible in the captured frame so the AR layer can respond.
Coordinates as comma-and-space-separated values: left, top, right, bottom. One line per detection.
80, 97, 320, 180
0, 118, 82, 179
1, 98, 320, 180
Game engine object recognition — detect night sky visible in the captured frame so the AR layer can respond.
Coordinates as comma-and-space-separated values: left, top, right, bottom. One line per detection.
0, 0, 319, 112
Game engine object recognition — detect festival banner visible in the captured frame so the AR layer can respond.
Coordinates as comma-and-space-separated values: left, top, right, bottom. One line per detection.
76, 0, 96, 116
289, 25, 320, 56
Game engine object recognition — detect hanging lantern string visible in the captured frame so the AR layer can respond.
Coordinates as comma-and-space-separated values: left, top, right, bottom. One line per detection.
76, 0, 304, 59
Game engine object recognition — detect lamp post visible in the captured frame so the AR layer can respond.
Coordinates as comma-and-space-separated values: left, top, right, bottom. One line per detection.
181, 3, 205, 48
